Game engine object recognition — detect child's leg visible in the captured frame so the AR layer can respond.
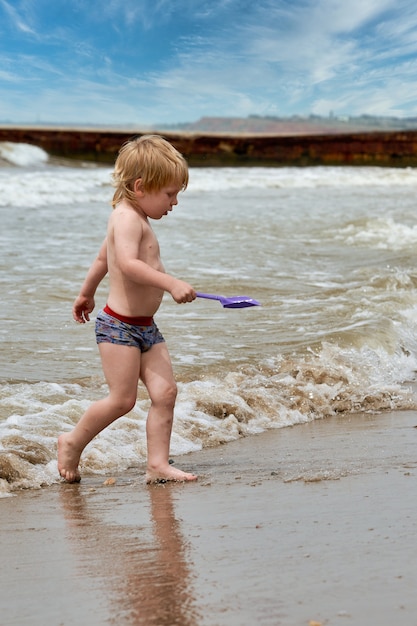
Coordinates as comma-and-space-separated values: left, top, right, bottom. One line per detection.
58, 343, 141, 482
141, 342, 197, 483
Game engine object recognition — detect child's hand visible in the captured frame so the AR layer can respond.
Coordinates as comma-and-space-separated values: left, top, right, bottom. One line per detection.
170, 280, 196, 304
73, 295, 95, 323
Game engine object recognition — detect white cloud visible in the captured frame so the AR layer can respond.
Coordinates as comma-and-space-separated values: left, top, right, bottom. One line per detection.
1, 0, 417, 123
0, 0, 36, 34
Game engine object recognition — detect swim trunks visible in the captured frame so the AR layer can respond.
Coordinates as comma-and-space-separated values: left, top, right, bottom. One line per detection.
95, 305, 165, 353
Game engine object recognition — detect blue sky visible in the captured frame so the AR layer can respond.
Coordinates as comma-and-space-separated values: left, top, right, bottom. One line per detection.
1, 0, 417, 126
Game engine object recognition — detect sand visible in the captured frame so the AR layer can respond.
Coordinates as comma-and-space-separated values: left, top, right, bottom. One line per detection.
1, 409, 416, 626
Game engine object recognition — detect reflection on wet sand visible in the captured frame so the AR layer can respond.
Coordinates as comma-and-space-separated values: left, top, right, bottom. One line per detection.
59, 482, 200, 625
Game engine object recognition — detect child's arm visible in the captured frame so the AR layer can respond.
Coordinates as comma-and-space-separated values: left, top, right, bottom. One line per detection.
123, 258, 195, 303
73, 238, 108, 323
115, 213, 196, 303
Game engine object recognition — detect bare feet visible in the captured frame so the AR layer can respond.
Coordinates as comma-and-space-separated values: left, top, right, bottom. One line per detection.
146, 464, 198, 484
57, 434, 82, 483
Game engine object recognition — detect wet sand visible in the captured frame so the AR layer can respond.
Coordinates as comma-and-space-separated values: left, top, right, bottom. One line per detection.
1, 410, 416, 626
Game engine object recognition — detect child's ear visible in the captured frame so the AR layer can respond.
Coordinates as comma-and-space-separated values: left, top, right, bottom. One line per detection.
133, 178, 144, 195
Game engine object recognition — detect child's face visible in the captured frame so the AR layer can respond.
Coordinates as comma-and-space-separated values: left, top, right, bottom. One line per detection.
135, 181, 182, 220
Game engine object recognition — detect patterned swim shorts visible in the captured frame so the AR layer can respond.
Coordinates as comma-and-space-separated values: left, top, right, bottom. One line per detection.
95, 307, 165, 353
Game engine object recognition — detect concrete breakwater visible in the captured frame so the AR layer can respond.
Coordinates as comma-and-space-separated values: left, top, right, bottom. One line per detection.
1, 125, 417, 166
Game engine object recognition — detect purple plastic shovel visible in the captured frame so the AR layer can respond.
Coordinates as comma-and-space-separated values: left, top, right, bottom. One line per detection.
196, 292, 261, 308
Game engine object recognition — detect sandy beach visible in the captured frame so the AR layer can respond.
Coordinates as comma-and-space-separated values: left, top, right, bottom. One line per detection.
1, 409, 416, 626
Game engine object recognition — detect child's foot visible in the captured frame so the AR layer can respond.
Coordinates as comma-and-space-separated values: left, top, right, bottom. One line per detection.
146, 464, 198, 484
58, 434, 82, 483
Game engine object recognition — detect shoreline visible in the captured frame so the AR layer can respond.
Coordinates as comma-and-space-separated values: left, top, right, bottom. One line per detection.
3, 125, 417, 166
1, 409, 417, 625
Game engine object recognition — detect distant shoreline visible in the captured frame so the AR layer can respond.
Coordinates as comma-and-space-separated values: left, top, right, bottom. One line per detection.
2, 124, 417, 166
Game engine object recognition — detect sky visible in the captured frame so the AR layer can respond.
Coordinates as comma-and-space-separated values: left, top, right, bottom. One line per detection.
1, 0, 417, 127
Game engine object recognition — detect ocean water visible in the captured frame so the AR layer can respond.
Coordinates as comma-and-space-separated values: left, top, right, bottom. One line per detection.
1, 142, 417, 495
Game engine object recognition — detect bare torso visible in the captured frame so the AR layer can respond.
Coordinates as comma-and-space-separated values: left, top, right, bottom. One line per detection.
106, 201, 165, 317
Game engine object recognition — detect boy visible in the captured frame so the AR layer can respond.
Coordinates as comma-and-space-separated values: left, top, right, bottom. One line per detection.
58, 135, 198, 484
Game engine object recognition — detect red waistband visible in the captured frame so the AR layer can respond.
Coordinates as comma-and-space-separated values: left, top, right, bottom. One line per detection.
103, 305, 153, 326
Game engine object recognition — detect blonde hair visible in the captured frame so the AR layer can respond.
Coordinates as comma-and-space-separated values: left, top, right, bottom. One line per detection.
111, 134, 189, 208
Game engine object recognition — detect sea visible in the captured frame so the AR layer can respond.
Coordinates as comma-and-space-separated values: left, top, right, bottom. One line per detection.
1, 140, 417, 496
